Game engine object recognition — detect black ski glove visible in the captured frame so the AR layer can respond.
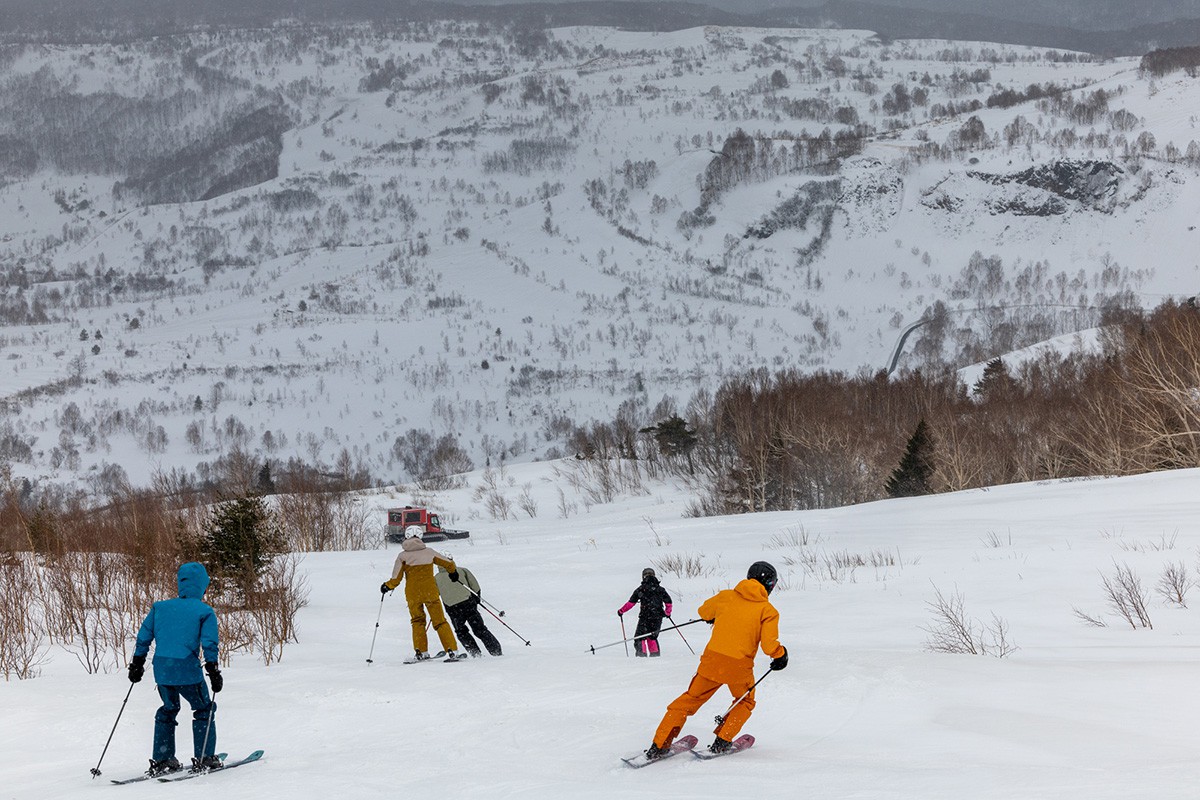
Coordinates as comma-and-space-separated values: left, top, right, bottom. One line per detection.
380, 582, 391, 596
205, 662, 223, 693
128, 654, 146, 683
704, 618, 715, 625
448, 571, 460, 583
770, 646, 788, 671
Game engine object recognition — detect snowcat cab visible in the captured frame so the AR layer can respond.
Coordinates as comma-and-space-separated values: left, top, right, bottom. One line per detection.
385, 506, 470, 544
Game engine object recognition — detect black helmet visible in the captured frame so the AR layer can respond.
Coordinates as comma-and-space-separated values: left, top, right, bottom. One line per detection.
747, 561, 777, 594
642, 567, 656, 580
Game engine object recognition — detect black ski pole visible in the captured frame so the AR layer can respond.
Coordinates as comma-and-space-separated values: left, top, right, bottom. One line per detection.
620, 613, 630, 657
589, 618, 705, 654
713, 669, 772, 731
666, 614, 695, 655
91, 681, 135, 778
198, 703, 216, 769
367, 593, 386, 664
462, 585, 530, 645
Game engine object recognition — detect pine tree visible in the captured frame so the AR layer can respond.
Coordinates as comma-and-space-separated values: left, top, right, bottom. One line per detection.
885, 418, 936, 498
973, 357, 1017, 400
641, 414, 698, 474
201, 494, 283, 601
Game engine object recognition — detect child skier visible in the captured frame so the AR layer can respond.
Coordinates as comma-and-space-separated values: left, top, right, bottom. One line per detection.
381, 526, 465, 661
127, 562, 223, 776
435, 557, 502, 657
618, 567, 672, 657
644, 561, 788, 758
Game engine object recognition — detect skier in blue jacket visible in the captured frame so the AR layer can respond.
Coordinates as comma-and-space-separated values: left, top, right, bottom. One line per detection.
128, 562, 223, 776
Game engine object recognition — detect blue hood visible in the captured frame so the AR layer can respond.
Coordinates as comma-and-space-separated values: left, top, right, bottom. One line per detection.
177, 562, 210, 599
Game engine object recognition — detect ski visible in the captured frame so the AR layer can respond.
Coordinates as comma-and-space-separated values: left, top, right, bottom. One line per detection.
110, 754, 227, 785
692, 734, 755, 760
402, 651, 469, 664
156, 750, 264, 782
620, 735, 698, 768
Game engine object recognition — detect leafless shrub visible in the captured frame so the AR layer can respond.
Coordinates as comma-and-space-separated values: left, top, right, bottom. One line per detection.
517, 483, 538, 518
245, 554, 309, 665
981, 531, 1010, 548
643, 516, 669, 547
766, 525, 813, 549
823, 550, 864, 582
1119, 532, 1178, 552
1101, 562, 1153, 629
217, 609, 257, 665
867, 548, 899, 567
552, 457, 648, 507
1072, 606, 1108, 627
277, 491, 373, 551
1156, 561, 1190, 608
921, 584, 1017, 657
0, 554, 49, 680
555, 487, 577, 519
473, 467, 514, 520
652, 552, 715, 579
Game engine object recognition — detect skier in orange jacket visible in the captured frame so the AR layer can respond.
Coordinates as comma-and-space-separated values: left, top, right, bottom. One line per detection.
645, 561, 788, 758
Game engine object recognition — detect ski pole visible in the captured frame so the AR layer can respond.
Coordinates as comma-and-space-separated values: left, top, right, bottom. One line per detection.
589, 618, 705, 654
713, 669, 772, 731
477, 595, 506, 617
90, 681, 135, 778
476, 596, 531, 645
367, 593, 386, 664
462, 585, 530, 645
199, 703, 216, 767
666, 614, 695, 655
620, 613, 630, 657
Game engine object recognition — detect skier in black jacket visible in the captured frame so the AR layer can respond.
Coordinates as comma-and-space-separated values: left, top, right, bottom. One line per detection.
618, 568, 673, 657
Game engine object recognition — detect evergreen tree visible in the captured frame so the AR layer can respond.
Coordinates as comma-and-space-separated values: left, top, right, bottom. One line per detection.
256, 462, 276, 495
201, 494, 284, 601
973, 357, 1017, 400
885, 418, 936, 498
641, 414, 698, 474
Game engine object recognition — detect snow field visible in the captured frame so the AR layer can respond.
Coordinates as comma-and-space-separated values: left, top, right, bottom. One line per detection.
8, 462, 1200, 797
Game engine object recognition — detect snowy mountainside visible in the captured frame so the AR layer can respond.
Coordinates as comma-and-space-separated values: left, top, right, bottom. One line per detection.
9, 461, 1200, 798
0, 23, 1198, 488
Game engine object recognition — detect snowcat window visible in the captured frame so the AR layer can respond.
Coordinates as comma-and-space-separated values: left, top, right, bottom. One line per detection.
405, 511, 421, 524
429, 515, 440, 527
389, 512, 403, 525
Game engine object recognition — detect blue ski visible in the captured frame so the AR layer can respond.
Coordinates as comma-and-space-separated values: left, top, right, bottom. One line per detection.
110, 754, 227, 785
157, 750, 264, 782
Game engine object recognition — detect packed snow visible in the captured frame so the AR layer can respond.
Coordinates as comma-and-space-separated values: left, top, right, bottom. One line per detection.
6, 461, 1200, 798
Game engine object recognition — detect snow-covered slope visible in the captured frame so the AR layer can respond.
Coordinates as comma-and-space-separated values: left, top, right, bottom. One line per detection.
7, 462, 1200, 798
1, 23, 1198, 488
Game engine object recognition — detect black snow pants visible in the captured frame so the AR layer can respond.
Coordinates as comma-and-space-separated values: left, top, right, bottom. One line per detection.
446, 598, 502, 656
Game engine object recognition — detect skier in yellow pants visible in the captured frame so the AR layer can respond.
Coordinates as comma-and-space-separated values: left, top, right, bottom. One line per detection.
380, 526, 464, 661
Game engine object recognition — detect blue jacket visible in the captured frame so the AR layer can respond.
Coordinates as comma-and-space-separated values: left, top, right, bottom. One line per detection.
134, 562, 219, 686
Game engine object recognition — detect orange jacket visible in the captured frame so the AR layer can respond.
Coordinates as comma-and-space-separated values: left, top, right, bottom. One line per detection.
696, 579, 784, 681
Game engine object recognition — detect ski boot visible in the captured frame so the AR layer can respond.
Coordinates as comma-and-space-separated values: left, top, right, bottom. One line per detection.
446, 650, 469, 661
644, 742, 671, 761
191, 755, 224, 772
147, 757, 182, 776
708, 737, 733, 755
